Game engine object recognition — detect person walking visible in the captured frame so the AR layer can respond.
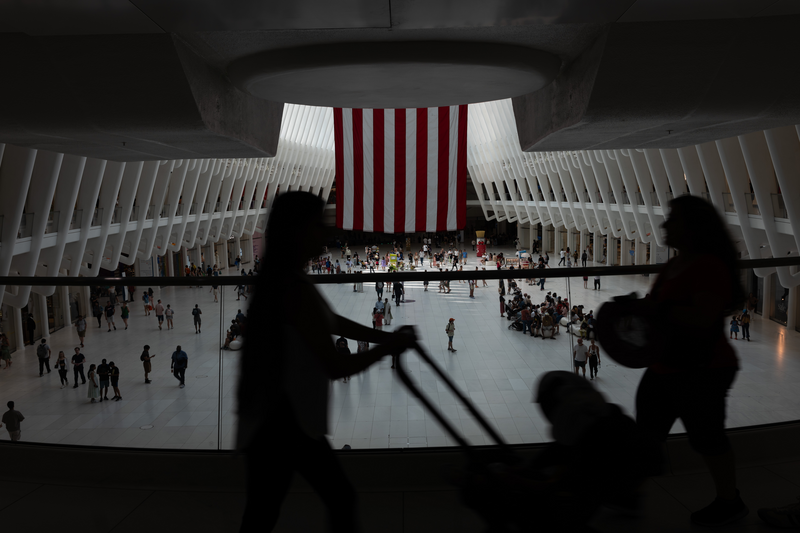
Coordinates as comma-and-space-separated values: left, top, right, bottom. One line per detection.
155, 299, 165, 330
141, 345, 154, 384
142, 291, 151, 316
109, 362, 122, 401
384, 298, 393, 326
740, 309, 751, 341
445, 318, 457, 352
55, 351, 70, 388
468, 278, 476, 298
192, 304, 202, 333
0, 401, 24, 441
376, 280, 384, 300
593, 275, 601, 290
97, 359, 110, 401
236, 192, 415, 533
87, 364, 100, 403
393, 281, 404, 306
212, 283, 219, 302
582, 250, 588, 267
558, 249, 565, 266
171, 345, 188, 388
635, 195, 748, 527
36, 338, 52, 376
71, 347, 86, 387
573, 338, 588, 378
165, 305, 174, 329
120, 302, 130, 330
729, 316, 739, 340
588, 339, 601, 380
75, 315, 87, 347
104, 301, 116, 331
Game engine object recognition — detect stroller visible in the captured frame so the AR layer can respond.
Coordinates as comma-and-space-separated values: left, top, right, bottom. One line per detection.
395, 344, 657, 533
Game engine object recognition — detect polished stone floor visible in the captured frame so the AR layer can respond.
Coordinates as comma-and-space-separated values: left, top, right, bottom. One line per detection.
1, 247, 799, 450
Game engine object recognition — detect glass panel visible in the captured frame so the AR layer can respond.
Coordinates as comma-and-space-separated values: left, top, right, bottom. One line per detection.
91, 207, 103, 226
70, 210, 83, 230
18, 213, 34, 238
189, 203, 198, 215
745, 193, 760, 215
46, 211, 59, 234
160, 204, 171, 218
129, 205, 139, 221
722, 192, 736, 213
607, 191, 616, 204
111, 206, 122, 224
595, 191, 603, 204
772, 193, 787, 218
146, 205, 156, 220
650, 192, 660, 206
700, 191, 712, 203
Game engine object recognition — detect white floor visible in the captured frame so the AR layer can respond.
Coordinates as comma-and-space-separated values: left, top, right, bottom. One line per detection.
2, 247, 799, 451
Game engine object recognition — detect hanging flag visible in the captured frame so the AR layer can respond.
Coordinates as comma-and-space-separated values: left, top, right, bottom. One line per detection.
334, 106, 468, 233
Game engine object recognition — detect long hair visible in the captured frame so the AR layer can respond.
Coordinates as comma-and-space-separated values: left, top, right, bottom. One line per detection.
667, 195, 744, 311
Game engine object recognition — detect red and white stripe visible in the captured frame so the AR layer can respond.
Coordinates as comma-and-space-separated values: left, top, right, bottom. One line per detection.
334, 106, 468, 233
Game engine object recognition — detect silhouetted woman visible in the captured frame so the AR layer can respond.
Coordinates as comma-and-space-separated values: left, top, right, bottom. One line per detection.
238, 192, 415, 533
637, 195, 747, 527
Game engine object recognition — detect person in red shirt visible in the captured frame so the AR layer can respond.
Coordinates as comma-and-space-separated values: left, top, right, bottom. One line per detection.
637, 196, 747, 527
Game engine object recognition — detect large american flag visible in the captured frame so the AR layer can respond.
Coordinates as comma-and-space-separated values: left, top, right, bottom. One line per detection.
334, 106, 468, 233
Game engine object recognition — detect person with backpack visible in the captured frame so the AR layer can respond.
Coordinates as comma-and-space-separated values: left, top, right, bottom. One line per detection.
740, 309, 751, 341
192, 304, 202, 333
37, 339, 51, 376
165, 304, 174, 330
171, 345, 189, 389
445, 318, 457, 352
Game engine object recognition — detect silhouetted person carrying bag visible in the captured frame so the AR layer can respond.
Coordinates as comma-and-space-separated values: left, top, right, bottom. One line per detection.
237, 192, 416, 533
633, 196, 748, 526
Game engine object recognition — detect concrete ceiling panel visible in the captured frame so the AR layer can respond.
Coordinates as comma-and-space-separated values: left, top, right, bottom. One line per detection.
129, 0, 390, 31
227, 41, 561, 108
0, 0, 163, 35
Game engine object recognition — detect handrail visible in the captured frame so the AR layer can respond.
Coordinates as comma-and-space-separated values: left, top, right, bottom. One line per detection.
1, 256, 799, 285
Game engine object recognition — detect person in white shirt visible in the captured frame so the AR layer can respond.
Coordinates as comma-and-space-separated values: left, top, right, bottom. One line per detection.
558, 249, 566, 266
573, 338, 589, 378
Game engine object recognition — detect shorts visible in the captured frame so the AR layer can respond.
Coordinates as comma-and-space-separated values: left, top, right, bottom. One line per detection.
448, 336, 454, 342
573, 360, 586, 368
99, 379, 110, 388
194, 317, 201, 324
157, 315, 164, 321
110, 379, 119, 387
143, 361, 152, 372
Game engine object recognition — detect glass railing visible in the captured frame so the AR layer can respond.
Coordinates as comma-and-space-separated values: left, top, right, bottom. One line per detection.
175, 204, 184, 216
129, 205, 139, 221
2, 255, 799, 451
189, 203, 198, 215
745, 193, 760, 216
18, 213, 34, 238
621, 192, 630, 205
70, 210, 82, 230
160, 204, 171, 218
772, 193, 787, 218
146, 205, 156, 220
649, 192, 660, 206
91, 207, 103, 227
722, 192, 736, 213
46, 211, 59, 234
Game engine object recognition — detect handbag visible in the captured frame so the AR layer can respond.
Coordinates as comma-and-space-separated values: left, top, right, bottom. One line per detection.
148, 304, 154, 311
